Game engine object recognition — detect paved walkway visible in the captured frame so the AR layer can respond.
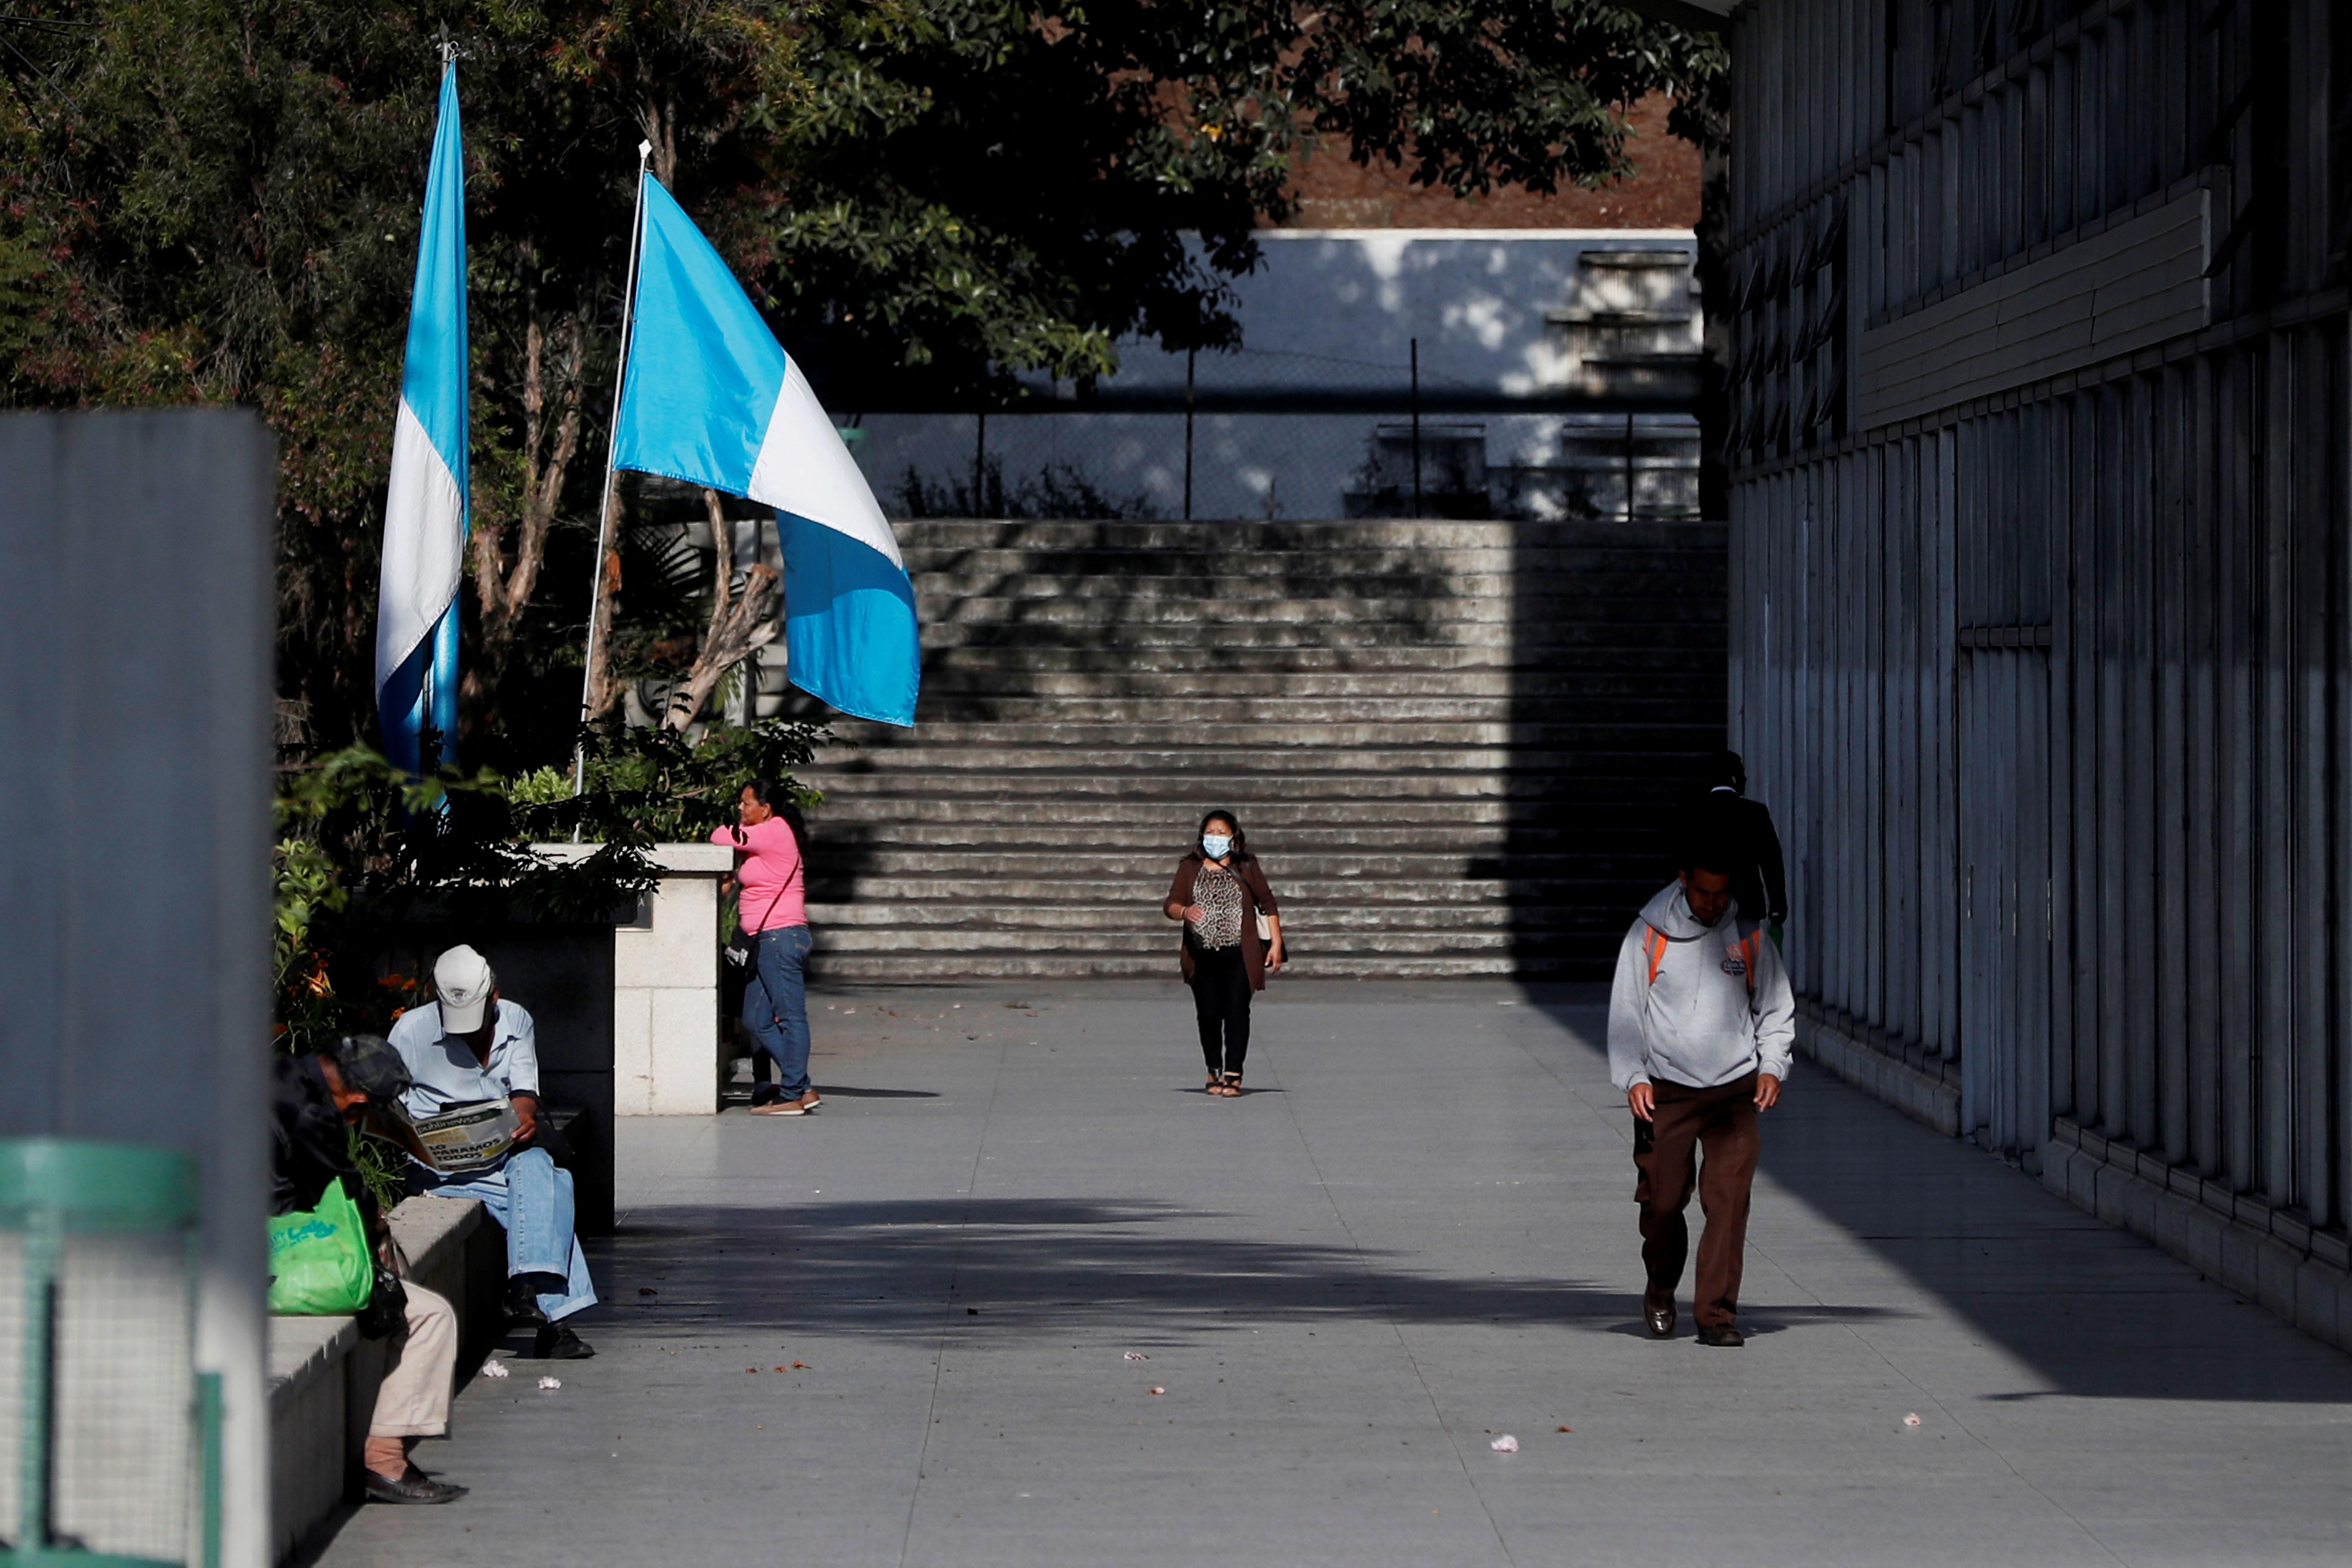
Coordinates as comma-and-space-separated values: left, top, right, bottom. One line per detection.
322, 981, 2352, 1567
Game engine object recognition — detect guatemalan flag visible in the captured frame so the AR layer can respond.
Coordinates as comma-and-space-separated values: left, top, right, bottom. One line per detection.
375, 62, 469, 772
612, 178, 919, 727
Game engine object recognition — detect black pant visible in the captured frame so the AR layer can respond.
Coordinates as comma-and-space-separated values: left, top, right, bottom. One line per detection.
1188, 943, 1251, 1078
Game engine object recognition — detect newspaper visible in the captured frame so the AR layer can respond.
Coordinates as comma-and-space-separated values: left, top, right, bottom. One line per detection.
385, 1096, 519, 1175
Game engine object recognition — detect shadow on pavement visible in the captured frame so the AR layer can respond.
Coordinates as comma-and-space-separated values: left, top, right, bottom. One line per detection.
1525, 995, 2352, 1404
586, 1195, 1904, 1345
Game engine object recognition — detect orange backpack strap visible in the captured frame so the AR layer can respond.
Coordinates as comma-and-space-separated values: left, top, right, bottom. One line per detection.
1737, 929, 1758, 995
1645, 927, 1669, 985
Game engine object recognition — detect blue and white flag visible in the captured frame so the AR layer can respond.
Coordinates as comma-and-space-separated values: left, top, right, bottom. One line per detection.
613, 178, 919, 727
376, 62, 469, 772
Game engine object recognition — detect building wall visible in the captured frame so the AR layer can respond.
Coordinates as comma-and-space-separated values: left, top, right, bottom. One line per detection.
850, 231, 1703, 522
1276, 91, 1703, 232
1725, 0, 2352, 1253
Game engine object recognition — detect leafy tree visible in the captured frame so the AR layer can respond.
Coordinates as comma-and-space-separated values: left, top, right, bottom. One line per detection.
0, 1, 1721, 761
270, 717, 823, 1050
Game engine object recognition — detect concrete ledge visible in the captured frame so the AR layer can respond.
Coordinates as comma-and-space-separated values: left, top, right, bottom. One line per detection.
1792, 1003, 1961, 1136
2040, 1120, 2352, 1356
267, 1195, 492, 1565
266, 1314, 356, 1565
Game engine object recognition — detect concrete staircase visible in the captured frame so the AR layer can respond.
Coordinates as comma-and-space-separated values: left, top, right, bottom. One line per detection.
796, 519, 1725, 981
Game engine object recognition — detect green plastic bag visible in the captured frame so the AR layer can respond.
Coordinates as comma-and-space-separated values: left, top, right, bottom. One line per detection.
267, 1177, 374, 1315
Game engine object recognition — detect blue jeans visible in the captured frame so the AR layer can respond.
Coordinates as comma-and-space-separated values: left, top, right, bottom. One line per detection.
742, 925, 813, 1096
419, 1147, 597, 1322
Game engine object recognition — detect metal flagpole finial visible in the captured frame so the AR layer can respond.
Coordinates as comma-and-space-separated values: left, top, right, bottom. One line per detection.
435, 24, 456, 65
637, 140, 653, 165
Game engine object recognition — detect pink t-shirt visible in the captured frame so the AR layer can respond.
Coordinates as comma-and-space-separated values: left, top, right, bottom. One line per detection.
712, 817, 806, 931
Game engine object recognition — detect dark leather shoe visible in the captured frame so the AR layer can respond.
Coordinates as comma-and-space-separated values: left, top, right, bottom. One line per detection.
1643, 1292, 1675, 1339
365, 1466, 467, 1505
1694, 1324, 1745, 1348
535, 1320, 595, 1359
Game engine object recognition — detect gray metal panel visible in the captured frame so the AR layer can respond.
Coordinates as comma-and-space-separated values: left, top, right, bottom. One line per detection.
0, 409, 276, 1566
1857, 191, 2212, 428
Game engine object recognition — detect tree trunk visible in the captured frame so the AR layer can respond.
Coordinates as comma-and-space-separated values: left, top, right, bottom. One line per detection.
466, 303, 588, 722
583, 482, 628, 720
661, 490, 781, 730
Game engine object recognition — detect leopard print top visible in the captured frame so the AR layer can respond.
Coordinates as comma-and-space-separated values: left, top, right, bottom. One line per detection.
1188, 860, 1246, 949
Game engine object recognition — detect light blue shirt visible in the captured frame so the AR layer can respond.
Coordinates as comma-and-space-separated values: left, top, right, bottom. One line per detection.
387, 998, 541, 1125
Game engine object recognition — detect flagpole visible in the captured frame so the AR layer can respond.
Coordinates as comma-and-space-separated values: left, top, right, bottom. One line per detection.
573, 139, 655, 805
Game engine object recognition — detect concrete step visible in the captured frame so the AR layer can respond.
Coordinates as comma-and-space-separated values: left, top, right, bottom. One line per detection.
906, 668, 1724, 701
904, 569, 1721, 605
917, 594, 1724, 630
806, 794, 1537, 827
801, 873, 1646, 904
818, 717, 1719, 748
810, 740, 1718, 771
804, 767, 1704, 801
897, 541, 1727, 574
902, 644, 1724, 675
806, 900, 1622, 932
795, 514, 1722, 981
808, 924, 1556, 956
901, 619, 1718, 652
886, 518, 1727, 552
795, 844, 1644, 877
837, 694, 1718, 725
807, 952, 1597, 981
803, 819, 1605, 854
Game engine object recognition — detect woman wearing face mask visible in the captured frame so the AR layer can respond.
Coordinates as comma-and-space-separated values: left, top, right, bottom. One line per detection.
1163, 809, 1284, 1096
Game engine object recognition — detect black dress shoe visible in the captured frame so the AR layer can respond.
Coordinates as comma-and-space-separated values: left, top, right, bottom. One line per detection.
535, 1320, 596, 1359
1643, 1293, 1676, 1339
1694, 1324, 1745, 1348
365, 1466, 468, 1505
504, 1277, 547, 1328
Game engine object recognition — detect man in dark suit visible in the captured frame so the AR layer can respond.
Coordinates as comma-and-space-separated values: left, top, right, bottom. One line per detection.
1694, 750, 1787, 940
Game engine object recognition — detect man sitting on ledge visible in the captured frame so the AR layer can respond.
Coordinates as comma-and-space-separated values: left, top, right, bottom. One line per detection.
270, 1033, 467, 1504
389, 943, 598, 1359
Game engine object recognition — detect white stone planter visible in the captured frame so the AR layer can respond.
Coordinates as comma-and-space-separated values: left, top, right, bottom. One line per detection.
534, 841, 733, 1115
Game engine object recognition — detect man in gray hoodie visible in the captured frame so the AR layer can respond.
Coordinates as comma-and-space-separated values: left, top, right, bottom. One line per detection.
1607, 837, 1796, 1347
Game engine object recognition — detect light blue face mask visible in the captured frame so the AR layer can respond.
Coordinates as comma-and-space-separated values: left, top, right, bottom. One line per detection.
1202, 833, 1233, 858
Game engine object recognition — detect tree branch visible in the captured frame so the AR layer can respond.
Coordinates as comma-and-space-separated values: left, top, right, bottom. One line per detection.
661, 494, 778, 731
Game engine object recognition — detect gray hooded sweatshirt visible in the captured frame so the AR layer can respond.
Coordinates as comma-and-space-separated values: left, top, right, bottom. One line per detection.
1607, 882, 1796, 1092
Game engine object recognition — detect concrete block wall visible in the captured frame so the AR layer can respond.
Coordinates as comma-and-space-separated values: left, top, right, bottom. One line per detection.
2040, 1123, 2352, 1356
266, 1196, 497, 1564
1792, 1004, 1960, 1137
1795, 1007, 2352, 1358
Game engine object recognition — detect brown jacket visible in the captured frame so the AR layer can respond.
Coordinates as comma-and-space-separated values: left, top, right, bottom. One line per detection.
1165, 854, 1282, 991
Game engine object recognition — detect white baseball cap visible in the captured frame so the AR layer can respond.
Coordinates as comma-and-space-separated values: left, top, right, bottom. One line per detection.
433, 945, 496, 1034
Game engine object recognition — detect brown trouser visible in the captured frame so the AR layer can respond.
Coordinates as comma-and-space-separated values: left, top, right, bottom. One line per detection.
1632, 1073, 1761, 1332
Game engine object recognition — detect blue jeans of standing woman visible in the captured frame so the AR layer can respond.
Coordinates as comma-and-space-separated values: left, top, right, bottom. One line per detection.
743, 924, 814, 1097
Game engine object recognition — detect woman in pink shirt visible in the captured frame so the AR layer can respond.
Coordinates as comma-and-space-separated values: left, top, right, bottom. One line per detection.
713, 779, 816, 1116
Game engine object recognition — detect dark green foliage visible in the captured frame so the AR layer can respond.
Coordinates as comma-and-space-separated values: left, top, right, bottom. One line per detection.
273, 720, 822, 1051
891, 456, 1158, 521
1, 0, 1718, 758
